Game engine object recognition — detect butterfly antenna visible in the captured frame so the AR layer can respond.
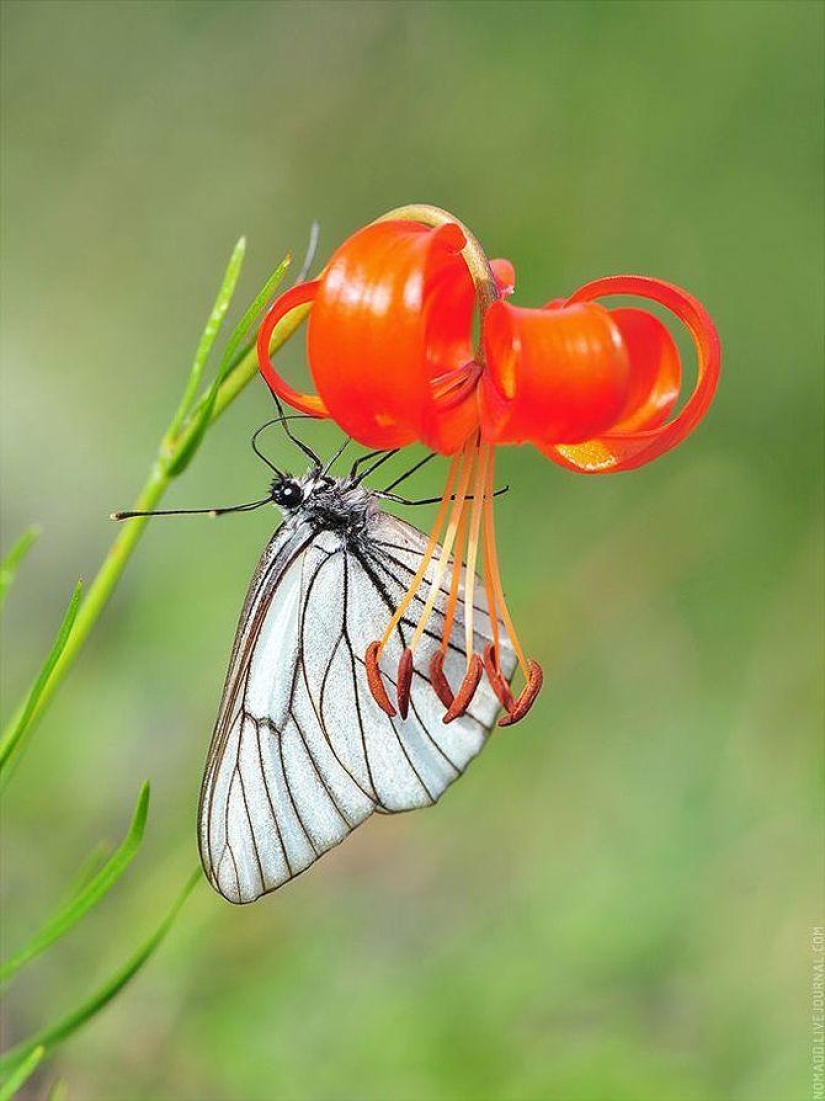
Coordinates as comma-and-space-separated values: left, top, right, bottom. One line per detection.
322, 438, 351, 475
111, 497, 272, 521
251, 420, 285, 475
352, 448, 401, 485
294, 220, 320, 283
381, 451, 436, 493
269, 392, 323, 467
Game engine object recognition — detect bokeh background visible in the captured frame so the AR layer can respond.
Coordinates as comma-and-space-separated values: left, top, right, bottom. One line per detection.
1, 2, 822, 1099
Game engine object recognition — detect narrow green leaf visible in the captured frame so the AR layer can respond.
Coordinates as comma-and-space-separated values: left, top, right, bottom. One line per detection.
0, 868, 200, 1077
219, 252, 293, 378
46, 1080, 68, 1101
166, 252, 292, 477
0, 582, 83, 784
0, 784, 151, 983
56, 841, 111, 910
164, 237, 247, 444
0, 1044, 44, 1100
0, 527, 41, 613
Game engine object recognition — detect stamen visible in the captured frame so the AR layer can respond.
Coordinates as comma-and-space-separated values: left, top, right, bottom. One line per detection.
461, 438, 489, 670
483, 643, 515, 711
481, 446, 530, 678
367, 430, 543, 728
483, 519, 502, 660
377, 452, 461, 655
408, 442, 474, 652
498, 660, 544, 727
440, 505, 469, 656
365, 641, 396, 717
443, 654, 483, 724
429, 651, 455, 709
397, 648, 414, 720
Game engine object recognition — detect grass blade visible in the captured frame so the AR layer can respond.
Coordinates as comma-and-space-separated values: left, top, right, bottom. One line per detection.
0, 1045, 44, 1100
0, 868, 200, 1077
219, 252, 293, 376
0, 527, 41, 613
0, 582, 83, 784
55, 841, 112, 910
166, 252, 292, 477
0, 784, 151, 983
164, 237, 247, 444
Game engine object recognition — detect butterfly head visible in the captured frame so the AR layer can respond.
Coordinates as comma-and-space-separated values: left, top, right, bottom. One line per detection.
269, 468, 342, 513
270, 475, 307, 511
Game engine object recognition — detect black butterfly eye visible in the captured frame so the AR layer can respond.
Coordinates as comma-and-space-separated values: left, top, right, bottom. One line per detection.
272, 479, 303, 508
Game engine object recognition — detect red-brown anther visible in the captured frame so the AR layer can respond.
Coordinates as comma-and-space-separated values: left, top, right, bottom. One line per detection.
429, 650, 455, 710
443, 654, 484, 724
498, 660, 544, 727
397, 648, 414, 720
483, 643, 515, 711
365, 641, 396, 718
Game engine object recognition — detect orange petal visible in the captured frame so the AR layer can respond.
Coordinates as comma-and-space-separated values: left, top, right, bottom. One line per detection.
480, 299, 631, 445
307, 219, 478, 451
257, 280, 329, 419
538, 276, 720, 473
609, 307, 680, 433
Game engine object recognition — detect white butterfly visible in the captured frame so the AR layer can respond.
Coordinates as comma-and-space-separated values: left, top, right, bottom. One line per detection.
196, 460, 516, 904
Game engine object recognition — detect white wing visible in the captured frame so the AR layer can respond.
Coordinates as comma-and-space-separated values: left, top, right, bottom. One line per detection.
199, 511, 516, 904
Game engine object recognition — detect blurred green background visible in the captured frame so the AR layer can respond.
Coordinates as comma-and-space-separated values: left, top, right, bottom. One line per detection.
1, 2, 822, 1099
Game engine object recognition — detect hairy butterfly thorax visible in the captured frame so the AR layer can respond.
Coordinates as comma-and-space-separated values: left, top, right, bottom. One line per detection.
273, 471, 380, 546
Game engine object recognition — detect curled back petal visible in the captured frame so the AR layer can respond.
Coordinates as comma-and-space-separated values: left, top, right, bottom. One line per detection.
538, 276, 720, 473
307, 219, 480, 451
479, 299, 632, 445
257, 280, 329, 418
607, 307, 681, 433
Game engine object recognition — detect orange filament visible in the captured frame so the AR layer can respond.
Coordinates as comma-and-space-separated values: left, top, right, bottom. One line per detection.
368, 433, 542, 726
440, 505, 468, 656
461, 439, 490, 670
480, 444, 530, 678
409, 442, 474, 652
377, 451, 461, 655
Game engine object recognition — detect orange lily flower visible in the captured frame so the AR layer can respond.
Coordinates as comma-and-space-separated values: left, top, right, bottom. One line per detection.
257, 205, 720, 726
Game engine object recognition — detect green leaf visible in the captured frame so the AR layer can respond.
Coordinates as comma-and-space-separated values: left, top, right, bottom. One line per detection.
0, 784, 151, 983
46, 1080, 68, 1101
0, 868, 200, 1078
164, 237, 247, 445
0, 527, 41, 613
219, 252, 293, 378
166, 252, 292, 477
0, 581, 83, 785
56, 841, 112, 910
0, 1045, 44, 1100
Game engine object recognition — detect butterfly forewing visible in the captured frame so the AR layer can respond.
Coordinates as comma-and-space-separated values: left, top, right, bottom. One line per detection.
199, 506, 515, 904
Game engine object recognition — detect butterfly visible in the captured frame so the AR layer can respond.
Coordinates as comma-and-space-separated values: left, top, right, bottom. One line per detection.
116, 418, 516, 904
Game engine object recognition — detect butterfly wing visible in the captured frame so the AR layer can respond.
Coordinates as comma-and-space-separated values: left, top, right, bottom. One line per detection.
199, 510, 516, 904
